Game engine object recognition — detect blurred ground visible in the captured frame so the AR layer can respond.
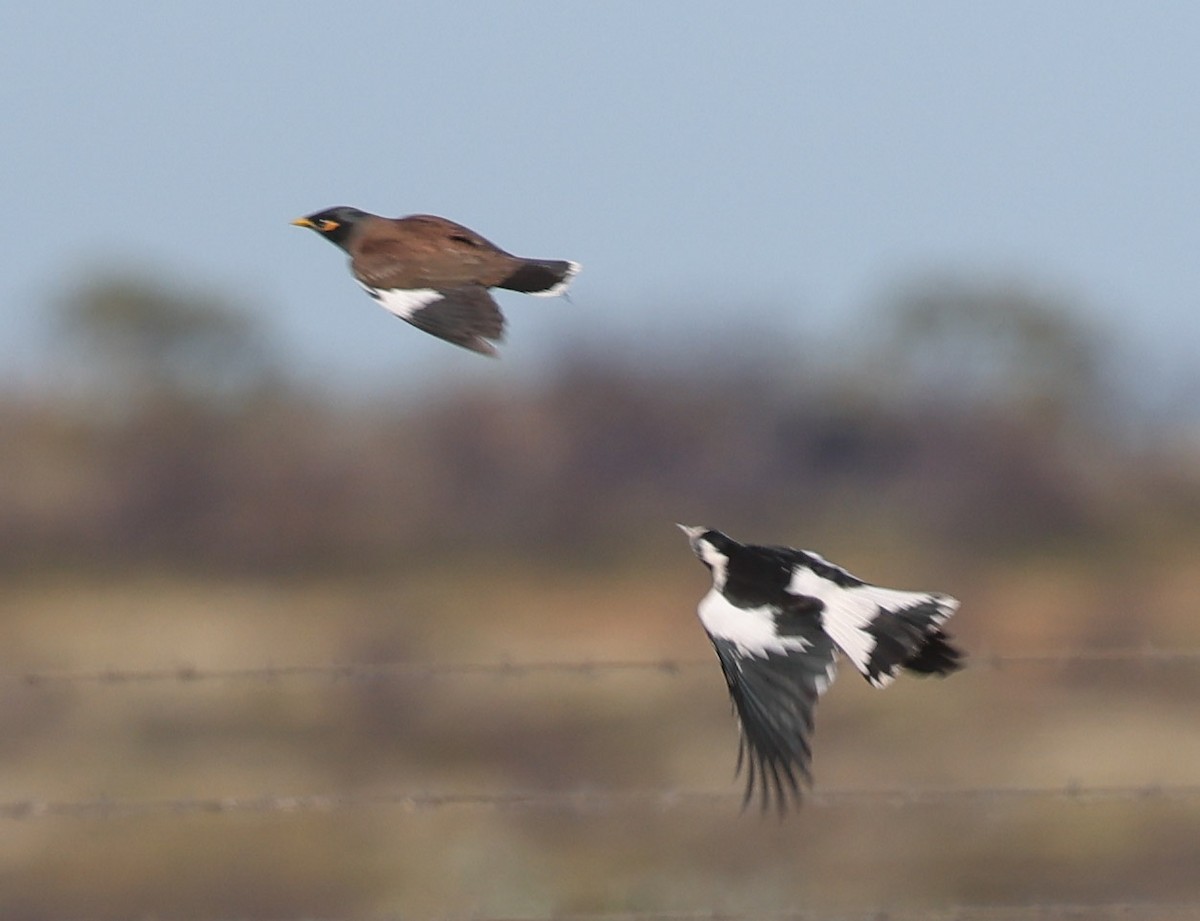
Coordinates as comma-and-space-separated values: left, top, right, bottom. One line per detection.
1, 275, 1199, 919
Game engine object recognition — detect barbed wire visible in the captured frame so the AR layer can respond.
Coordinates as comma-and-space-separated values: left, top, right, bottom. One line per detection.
46, 903, 1199, 921
5, 782, 1199, 822
475, 907, 1200, 921
5, 658, 706, 687
6, 646, 1199, 688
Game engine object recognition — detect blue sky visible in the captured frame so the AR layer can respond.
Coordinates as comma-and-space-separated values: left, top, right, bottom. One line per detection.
3, 3, 1198, 397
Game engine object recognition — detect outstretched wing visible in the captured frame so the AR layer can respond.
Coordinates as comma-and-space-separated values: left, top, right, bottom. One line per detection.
357, 282, 505, 357
706, 622, 837, 815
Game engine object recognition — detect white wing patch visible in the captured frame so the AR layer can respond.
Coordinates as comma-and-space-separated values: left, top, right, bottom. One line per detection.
812, 662, 836, 697
697, 590, 811, 658
788, 565, 956, 686
528, 261, 581, 297
356, 281, 443, 320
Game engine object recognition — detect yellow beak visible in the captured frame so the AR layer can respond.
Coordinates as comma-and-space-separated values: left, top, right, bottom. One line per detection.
290, 217, 317, 228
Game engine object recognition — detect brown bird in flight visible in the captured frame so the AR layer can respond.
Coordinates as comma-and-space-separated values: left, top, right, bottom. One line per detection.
292, 206, 580, 356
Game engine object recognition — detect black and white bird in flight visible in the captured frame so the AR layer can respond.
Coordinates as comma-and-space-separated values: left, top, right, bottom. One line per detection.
292, 207, 579, 356
678, 525, 964, 813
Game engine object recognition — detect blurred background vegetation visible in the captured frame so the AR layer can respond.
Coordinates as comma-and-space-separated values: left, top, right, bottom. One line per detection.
2, 269, 1199, 919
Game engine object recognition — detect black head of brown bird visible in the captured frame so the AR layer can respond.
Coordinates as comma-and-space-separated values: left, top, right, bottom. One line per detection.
290, 206, 369, 250
291, 206, 579, 357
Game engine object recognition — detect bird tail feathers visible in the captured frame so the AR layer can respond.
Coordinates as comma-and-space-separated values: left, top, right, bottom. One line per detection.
499, 259, 580, 296
853, 593, 963, 688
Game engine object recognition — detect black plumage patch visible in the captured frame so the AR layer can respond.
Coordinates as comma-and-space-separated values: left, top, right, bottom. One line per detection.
864, 599, 962, 686
498, 259, 576, 294
899, 628, 963, 676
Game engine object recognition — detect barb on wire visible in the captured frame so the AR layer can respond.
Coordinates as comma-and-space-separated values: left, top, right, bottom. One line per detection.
4, 782, 1199, 822
5, 647, 1199, 688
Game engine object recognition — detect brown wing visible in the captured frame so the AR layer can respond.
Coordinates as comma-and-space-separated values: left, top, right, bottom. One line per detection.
401, 286, 505, 357
349, 215, 520, 291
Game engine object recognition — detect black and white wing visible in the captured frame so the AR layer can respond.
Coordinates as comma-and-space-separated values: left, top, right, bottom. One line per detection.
786, 550, 962, 687
701, 592, 838, 814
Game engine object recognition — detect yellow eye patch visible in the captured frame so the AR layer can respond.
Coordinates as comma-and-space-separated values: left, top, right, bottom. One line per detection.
290, 217, 340, 233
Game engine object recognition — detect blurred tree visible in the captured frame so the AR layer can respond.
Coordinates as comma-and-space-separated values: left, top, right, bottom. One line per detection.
57, 273, 279, 408
28, 272, 297, 567
872, 275, 1113, 435
849, 275, 1124, 546
0, 270, 1176, 570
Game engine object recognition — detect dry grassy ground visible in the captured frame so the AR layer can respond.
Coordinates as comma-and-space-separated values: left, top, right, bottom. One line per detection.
2, 532, 1198, 919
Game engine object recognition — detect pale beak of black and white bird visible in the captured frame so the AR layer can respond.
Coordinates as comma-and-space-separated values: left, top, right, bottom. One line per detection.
678, 524, 964, 815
